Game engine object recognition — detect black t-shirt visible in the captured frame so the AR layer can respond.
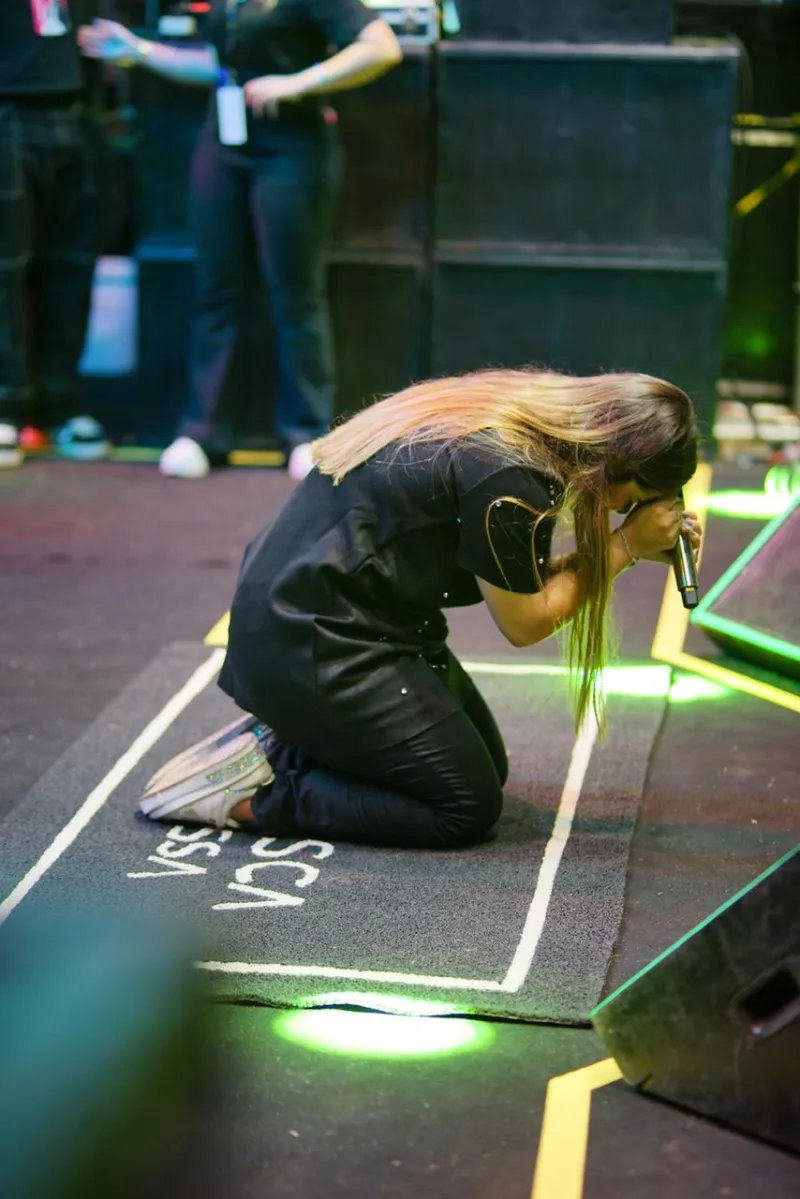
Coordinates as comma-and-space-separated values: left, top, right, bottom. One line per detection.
204, 0, 374, 82
219, 440, 563, 753
0, 1, 96, 98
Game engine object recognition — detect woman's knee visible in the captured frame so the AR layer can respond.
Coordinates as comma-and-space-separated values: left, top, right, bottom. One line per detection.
433, 784, 504, 848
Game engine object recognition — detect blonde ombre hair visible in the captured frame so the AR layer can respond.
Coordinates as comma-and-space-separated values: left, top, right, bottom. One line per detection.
312, 368, 698, 730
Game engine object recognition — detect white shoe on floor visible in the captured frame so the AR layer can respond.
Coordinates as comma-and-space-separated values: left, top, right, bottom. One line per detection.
159, 437, 211, 479
0, 423, 23, 469
287, 442, 315, 481
139, 722, 274, 828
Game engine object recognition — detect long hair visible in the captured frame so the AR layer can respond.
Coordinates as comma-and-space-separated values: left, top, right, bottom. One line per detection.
312, 368, 699, 730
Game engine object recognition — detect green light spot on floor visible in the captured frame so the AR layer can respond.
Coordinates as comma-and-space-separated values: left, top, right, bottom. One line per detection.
298, 991, 469, 1018
274, 1007, 494, 1060
701, 490, 792, 520
600, 664, 671, 697
669, 674, 730, 703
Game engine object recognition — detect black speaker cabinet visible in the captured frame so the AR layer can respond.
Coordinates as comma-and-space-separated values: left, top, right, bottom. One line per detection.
692, 496, 800, 681
455, 0, 673, 43
328, 254, 428, 418
436, 41, 738, 257
592, 845, 800, 1153
331, 47, 433, 253
431, 255, 726, 434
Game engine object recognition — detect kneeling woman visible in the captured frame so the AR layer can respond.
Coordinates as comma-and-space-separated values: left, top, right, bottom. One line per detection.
141, 368, 702, 848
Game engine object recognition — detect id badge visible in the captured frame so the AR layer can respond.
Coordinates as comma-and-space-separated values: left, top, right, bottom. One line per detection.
216, 83, 248, 146
31, 0, 71, 37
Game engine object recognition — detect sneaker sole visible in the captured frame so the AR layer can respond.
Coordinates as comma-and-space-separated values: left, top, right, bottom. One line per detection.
139, 732, 274, 819
144, 715, 260, 793
139, 757, 274, 824
0, 448, 23, 468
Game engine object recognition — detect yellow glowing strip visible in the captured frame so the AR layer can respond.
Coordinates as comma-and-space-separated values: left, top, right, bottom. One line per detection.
661, 650, 800, 716
531, 1058, 623, 1199
650, 463, 713, 662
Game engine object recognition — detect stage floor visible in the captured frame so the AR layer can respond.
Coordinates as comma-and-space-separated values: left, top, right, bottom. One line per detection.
1, 458, 798, 1198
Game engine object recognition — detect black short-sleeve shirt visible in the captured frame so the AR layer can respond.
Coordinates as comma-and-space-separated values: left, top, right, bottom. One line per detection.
0, 1, 97, 97
219, 440, 562, 753
204, 0, 374, 80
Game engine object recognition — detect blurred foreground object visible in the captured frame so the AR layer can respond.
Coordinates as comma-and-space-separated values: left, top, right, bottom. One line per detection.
0, 908, 208, 1199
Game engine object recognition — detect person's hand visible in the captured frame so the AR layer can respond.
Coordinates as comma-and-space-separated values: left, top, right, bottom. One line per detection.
243, 74, 306, 118
621, 498, 703, 565
78, 19, 141, 65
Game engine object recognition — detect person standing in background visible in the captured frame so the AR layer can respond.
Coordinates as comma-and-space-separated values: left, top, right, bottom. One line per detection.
0, 0, 111, 469
80, 2, 402, 481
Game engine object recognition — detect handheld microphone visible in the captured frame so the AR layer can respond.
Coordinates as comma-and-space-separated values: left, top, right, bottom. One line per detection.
673, 490, 699, 609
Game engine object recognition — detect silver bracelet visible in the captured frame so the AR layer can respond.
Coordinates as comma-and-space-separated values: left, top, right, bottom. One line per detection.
618, 527, 638, 567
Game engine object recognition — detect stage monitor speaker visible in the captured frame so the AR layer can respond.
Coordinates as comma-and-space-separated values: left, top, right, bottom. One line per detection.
436, 42, 738, 256
692, 496, 800, 680
431, 256, 725, 434
592, 845, 800, 1153
454, 0, 673, 43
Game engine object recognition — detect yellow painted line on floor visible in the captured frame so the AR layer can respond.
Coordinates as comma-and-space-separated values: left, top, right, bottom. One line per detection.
204, 611, 230, 647
531, 1057, 623, 1199
651, 462, 800, 714
228, 449, 285, 467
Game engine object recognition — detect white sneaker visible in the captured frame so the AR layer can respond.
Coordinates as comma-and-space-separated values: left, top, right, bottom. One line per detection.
287, 442, 315, 481
159, 437, 210, 479
139, 721, 274, 828
0, 422, 23, 469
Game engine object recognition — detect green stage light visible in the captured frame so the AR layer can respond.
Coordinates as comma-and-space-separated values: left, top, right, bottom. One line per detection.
274, 1005, 494, 1060
764, 463, 800, 500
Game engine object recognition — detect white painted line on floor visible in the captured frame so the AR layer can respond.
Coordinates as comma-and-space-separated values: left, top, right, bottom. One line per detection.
195, 961, 506, 991
501, 711, 599, 993
196, 715, 597, 996
0, 648, 226, 923
2, 648, 597, 1004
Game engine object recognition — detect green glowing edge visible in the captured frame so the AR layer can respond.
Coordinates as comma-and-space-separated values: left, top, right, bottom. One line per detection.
693, 494, 800, 614
691, 495, 800, 666
591, 844, 800, 1018
693, 611, 800, 667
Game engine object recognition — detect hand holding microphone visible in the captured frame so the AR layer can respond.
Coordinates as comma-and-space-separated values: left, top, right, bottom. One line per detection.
620, 496, 702, 606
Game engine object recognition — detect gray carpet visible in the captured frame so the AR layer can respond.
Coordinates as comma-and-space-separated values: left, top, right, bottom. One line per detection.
0, 643, 666, 1023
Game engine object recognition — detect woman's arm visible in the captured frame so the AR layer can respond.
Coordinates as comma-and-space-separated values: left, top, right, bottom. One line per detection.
78, 20, 219, 87
244, 20, 402, 116
477, 499, 702, 648
295, 19, 403, 93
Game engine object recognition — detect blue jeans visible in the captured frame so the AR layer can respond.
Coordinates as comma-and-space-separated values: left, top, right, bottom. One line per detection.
179, 118, 342, 454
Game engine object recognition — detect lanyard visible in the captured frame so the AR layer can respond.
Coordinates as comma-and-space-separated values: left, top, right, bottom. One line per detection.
223, 0, 244, 66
